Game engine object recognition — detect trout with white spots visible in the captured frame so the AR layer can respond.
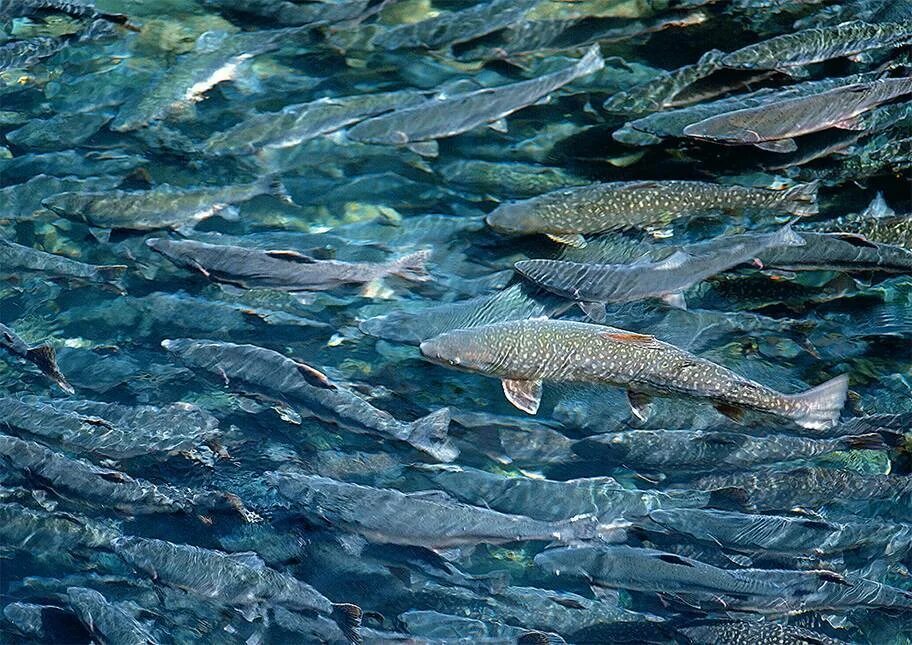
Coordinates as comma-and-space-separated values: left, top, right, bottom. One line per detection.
420, 319, 848, 430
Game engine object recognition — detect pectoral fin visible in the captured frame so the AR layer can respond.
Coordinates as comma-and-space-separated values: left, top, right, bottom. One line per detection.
578, 301, 607, 322
488, 118, 509, 133
660, 292, 687, 310
546, 233, 587, 248
713, 401, 746, 423
502, 378, 542, 415
627, 390, 652, 422
833, 115, 865, 131
265, 250, 318, 263
406, 141, 439, 157
754, 139, 798, 153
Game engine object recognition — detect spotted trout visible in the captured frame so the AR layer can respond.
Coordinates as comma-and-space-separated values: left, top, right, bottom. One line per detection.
419, 319, 848, 430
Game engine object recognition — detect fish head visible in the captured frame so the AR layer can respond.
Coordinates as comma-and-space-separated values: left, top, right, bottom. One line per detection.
533, 546, 598, 579
485, 201, 545, 235
419, 328, 500, 374
41, 192, 86, 216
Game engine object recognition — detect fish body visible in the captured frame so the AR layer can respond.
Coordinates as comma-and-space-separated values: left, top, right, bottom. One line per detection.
486, 181, 817, 246
515, 225, 805, 310
440, 159, 589, 200
759, 231, 912, 272
721, 21, 912, 70
347, 45, 604, 148
0, 238, 125, 286
66, 587, 158, 645
419, 319, 848, 430
679, 621, 845, 645
147, 238, 430, 291
42, 178, 288, 231
161, 338, 456, 461
824, 194, 912, 248
267, 471, 614, 548
0, 502, 119, 554
0, 36, 66, 72
683, 77, 912, 152
0, 323, 72, 393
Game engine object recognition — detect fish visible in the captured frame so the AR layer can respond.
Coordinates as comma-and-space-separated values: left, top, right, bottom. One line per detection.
646, 508, 912, 559
419, 319, 849, 430
161, 338, 457, 462
821, 193, 912, 248
0, 502, 119, 557
397, 610, 565, 645
683, 77, 912, 153
514, 225, 806, 314
347, 45, 604, 155
758, 231, 912, 273
439, 159, 590, 200
0, 323, 73, 394
147, 238, 431, 292
0, 239, 125, 287
41, 177, 292, 232
66, 587, 158, 645
486, 181, 818, 247
0, 36, 68, 73
4, 111, 112, 151
267, 471, 620, 548
577, 429, 886, 473
112, 536, 360, 640
0, 0, 134, 28
721, 21, 912, 71
678, 621, 846, 645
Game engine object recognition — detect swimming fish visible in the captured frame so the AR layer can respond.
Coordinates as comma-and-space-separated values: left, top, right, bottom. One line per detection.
419, 319, 848, 429
0, 323, 72, 394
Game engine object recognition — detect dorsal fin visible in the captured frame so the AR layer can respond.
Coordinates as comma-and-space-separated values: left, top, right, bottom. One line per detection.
600, 331, 655, 343
265, 250, 318, 263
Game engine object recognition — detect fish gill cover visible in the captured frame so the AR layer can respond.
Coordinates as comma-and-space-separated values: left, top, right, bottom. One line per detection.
0, 0, 911, 643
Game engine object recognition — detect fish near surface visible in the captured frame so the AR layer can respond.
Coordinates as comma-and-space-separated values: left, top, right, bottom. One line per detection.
515, 225, 805, 314
147, 238, 431, 292
0, 323, 73, 394
419, 319, 849, 430
683, 77, 912, 153
486, 181, 817, 247
347, 44, 604, 155
758, 231, 912, 273
41, 177, 291, 232
678, 621, 845, 645
66, 587, 158, 645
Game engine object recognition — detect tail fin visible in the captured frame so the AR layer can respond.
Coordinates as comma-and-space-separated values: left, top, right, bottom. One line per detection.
838, 432, 887, 452
25, 344, 74, 394
331, 603, 362, 645
781, 181, 819, 216
574, 44, 606, 77
786, 374, 849, 430
389, 249, 432, 283
406, 407, 458, 462
262, 175, 295, 205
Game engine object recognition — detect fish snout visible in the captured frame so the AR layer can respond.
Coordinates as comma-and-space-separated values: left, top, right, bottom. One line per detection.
419, 337, 462, 367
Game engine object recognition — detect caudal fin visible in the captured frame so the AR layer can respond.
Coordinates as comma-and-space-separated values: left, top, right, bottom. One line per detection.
786, 374, 849, 430
837, 432, 888, 452
331, 603, 362, 645
781, 181, 819, 217
25, 344, 74, 394
390, 249, 432, 283
406, 407, 458, 462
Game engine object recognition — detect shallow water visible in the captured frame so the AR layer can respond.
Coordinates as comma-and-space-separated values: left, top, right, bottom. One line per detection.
1, 1, 912, 643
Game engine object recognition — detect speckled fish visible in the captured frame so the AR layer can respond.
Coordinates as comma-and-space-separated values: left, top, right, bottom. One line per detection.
267, 471, 618, 548
439, 159, 589, 200
147, 238, 431, 292
515, 225, 805, 314
161, 338, 456, 462
486, 181, 817, 247
683, 77, 912, 153
758, 231, 912, 273
419, 319, 848, 430
42, 177, 291, 231
819, 193, 912, 249
202, 89, 429, 156
647, 508, 912, 560
112, 536, 360, 641
0, 36, 66, 72
347, 45, 604, 155
111, 28, 307, 132
66, 588, 158, 645
678, 621, 844, 645
0, 323, 72, 394
721, 21, 912, 71
0, 238, 125, 287
577, 429, 884, 473
0, 0, 133, 27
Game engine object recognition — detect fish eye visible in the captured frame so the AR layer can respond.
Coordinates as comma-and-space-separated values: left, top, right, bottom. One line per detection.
451, 357, 461, 365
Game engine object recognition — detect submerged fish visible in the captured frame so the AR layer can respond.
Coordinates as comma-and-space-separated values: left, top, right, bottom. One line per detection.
822, 193, 912, 249
41, 177, 291, 231
268, 471, 618, 548
759, 231, 912, 273
161, 338, 456, 462
147, 238, 431, 292
0, 323, 72, 394
347, 45, 604, 155
683, 77, 912, 153
486, 181, 817, 247
678, 621, 845, 645
66, 587, 158, 645
419, 319, 848, 430
515, 225, 805, 314
721, 21, 912, 71
0, 238, 125, 287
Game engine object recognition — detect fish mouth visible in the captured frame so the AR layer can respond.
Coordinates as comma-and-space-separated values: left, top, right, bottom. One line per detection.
418, 340, 463, 368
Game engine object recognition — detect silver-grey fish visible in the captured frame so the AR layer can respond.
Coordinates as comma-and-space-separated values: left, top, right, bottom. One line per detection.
721, 21, 912, 71
486, 181, 817, 247
267, 471, 618, 548
147, 238, 430, 292
515, 225, 805, 314
683, 77, 912, 153
0, 323, 72, 394
347, 45, 604, 155
0, 238, 125, 287
759, 231, 912, 273
419, 319, 848, 430
41, 177, 291, 231
66, 587, 158, 645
